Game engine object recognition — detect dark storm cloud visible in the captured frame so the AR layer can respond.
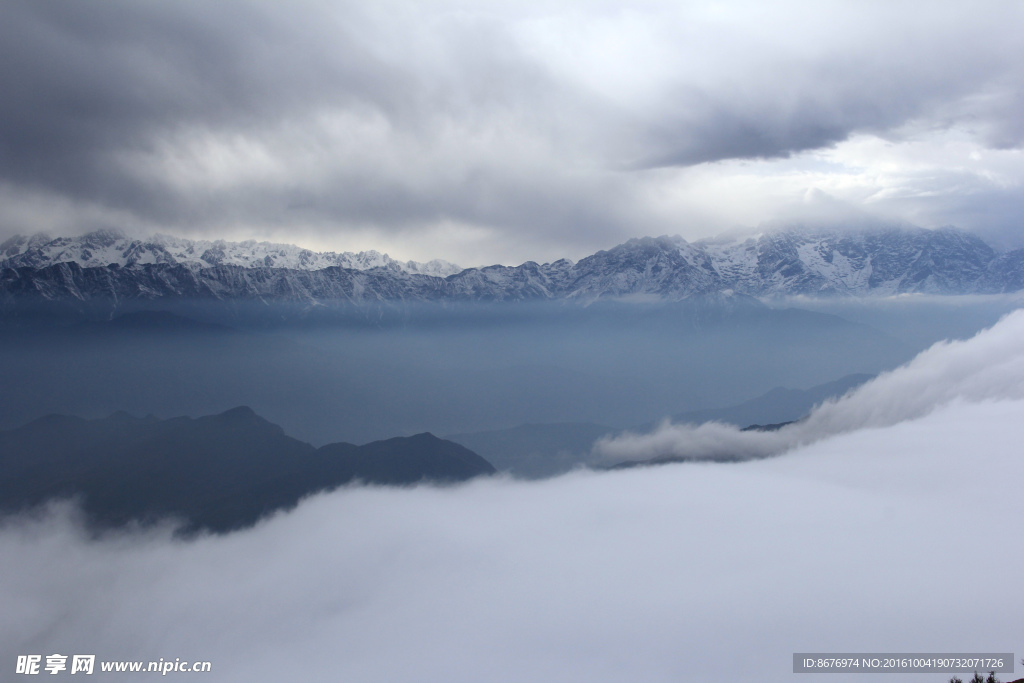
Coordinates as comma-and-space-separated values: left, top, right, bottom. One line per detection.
1, 1, 1022, 257
0, 1, 412, 207
0, 0, 629, 252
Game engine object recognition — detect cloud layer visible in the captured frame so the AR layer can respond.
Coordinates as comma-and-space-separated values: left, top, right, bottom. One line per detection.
1, 308, 1023, 681
2, 1, 1024, 263
1, 400, 1020, 682
596, 307, 1024, 463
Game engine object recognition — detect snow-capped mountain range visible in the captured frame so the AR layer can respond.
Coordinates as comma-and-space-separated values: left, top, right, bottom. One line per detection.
0, 230, 462, 277
2, 226, 1023, 307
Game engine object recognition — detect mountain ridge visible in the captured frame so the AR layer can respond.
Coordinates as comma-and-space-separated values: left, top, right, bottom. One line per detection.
0, 407, 496, 533
0, 229, 462, 277
3, 225, 1023, 310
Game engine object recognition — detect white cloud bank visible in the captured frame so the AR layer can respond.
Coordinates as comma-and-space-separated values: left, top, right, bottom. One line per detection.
2, 312, 1023, 682
597, 308, 1024, 464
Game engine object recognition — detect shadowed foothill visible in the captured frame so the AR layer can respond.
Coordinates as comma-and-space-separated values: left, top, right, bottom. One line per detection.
0, 407, 495, 534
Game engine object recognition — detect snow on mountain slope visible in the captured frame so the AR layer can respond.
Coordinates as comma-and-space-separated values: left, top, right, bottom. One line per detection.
557, 226, 1006, 299
0, 230, 462, 277
2, 225, 1022, 306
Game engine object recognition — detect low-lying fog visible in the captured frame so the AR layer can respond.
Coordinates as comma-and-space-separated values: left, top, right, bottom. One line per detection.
1, 306, 1021, 682
2, 295, 1019, 445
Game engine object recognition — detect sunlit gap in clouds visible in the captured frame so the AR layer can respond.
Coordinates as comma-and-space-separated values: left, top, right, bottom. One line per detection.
1, 310, 1022, 682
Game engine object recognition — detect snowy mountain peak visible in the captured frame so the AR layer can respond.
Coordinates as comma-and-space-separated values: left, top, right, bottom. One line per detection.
0, 230, 463, 277
3, 225, 1023, 307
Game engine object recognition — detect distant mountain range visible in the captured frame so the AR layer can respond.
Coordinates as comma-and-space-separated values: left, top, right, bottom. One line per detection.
656, 372, 873, 430
0, 407, 495, 533
447, 373, 874, 478
2, 226, 1023, 311
0, 230, 462, 276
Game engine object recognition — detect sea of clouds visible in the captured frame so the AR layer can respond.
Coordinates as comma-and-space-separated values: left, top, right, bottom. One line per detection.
2, 313, 1022, 682
596, 308, 1024, 464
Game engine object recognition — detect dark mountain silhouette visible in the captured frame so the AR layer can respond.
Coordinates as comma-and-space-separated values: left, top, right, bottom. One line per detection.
0, 407, 494, 533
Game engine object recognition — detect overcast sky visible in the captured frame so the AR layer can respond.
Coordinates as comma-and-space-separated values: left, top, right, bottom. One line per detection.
2, 1, 1023, 265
